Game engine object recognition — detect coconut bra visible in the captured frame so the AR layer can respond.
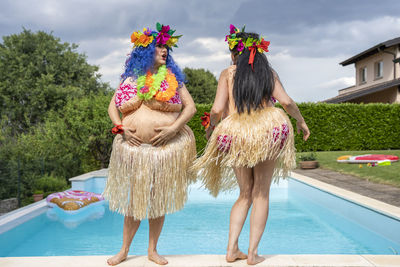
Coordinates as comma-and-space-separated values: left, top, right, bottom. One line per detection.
115, 77, 182, 114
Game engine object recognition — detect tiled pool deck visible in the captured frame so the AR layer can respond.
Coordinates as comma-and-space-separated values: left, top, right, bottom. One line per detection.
1, 169, 400, 267
1, 254, 400, 267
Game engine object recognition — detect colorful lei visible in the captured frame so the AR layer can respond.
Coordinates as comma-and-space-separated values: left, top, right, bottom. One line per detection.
130, 22, 182, 49
136, 65, 178, 102
225, 24, 270, 70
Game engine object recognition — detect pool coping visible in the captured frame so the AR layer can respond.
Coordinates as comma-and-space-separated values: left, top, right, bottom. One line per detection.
290, 171, 400, 221
1, 169, 400, 266
69, 168, 108, 181
1, 254, 400, 266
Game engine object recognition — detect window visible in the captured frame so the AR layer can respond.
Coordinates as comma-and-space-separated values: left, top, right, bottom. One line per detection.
375, 61, 383, 78
359, 67, 367, 84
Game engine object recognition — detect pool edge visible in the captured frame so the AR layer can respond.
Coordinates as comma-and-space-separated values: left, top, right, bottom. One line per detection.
290, 171, 400, 221
1, 254, 399, 266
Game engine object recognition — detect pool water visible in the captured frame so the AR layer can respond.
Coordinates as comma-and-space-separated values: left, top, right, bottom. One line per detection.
1, 178, 399, 257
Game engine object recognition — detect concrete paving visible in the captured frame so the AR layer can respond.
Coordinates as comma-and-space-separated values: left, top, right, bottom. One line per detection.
293, 168, 400, 207
2, 254, 400, 267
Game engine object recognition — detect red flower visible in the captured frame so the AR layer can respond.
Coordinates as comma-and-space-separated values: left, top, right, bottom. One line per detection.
201, 112, 210, 129
112, 124, 124, 135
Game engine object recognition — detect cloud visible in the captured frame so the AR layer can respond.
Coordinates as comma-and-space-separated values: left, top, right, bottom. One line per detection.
270, 16, 400, 58
268, 50, 355, 102
1, 0, 399, 102
174, 37, 230, 69
318, 77, 355, 90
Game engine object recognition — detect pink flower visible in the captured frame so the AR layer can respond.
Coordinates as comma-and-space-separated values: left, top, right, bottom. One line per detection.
140, 86, 149, 93
237, 40, 244, 52
229, 24, 236, 34
156, 25, 171, 45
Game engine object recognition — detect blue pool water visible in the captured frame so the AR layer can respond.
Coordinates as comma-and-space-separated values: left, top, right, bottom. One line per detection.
1, 178, 399, 257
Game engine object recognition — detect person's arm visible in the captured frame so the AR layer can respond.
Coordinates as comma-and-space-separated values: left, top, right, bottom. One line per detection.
108, 92, 122, 125
272, 72, 310, 141
151, 84, 197, 146
109, 86, 142, 146
206, 69, 229, 139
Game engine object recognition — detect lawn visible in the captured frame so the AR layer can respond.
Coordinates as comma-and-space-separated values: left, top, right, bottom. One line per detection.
296, 150, 400, 187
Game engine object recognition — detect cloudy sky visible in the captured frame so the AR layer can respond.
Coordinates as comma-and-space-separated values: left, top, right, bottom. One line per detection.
1, 0, 399, 102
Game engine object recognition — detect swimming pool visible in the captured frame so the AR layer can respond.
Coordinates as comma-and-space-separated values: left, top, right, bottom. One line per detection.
0, 170, 399, 257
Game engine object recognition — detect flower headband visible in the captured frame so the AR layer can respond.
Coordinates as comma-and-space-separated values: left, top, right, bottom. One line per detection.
225, 24, 270, 70
130, 22, 182, 49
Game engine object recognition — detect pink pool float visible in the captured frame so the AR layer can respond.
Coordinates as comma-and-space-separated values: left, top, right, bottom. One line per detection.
46, 190, 105, 211
337, 154, 399, 164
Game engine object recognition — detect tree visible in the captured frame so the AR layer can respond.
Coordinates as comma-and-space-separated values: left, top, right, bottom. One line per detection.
0, 29, 110, 135
183, 68, 217, 104
0, 93, 114, 202
26, 92, 114, 177
0, 29, 111, 203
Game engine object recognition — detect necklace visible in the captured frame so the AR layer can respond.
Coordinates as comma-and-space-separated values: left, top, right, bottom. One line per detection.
136, 65, 178, 102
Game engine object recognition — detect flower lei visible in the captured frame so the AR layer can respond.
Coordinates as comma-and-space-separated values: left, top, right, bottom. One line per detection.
225, 24, 270, 70
136, 65, 178, 102
130, 22, 182, 49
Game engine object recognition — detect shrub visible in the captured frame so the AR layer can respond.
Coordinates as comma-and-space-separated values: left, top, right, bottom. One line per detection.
35, 175, 68, 194
189, 103, 400, 153
299, 152, 317, 161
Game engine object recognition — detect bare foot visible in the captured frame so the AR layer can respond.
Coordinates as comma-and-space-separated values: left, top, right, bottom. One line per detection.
226, 249, 247, 262
247, 254, 265, 265
148, 251, 168, 265
107, 250, 128, 266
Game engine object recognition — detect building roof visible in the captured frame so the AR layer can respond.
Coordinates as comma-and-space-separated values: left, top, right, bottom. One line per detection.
323, 78, 400, 103
340, 37, 400, 66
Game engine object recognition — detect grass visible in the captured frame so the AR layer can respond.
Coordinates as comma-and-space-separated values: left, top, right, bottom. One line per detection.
296, 150, 400, 187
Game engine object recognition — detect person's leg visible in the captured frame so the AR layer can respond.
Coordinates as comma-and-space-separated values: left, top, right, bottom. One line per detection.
107, 216, 141, 266
148, 215, 168, 265
247, 159, 275, 265
226, 166, 254, 262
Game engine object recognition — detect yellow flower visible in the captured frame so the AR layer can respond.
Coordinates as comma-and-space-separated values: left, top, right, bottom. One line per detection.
131, 31, 154, 47
139, 35, 154, 47
131, 31, 140, 43
166, 37, 178, 47
229, 39, 238, 50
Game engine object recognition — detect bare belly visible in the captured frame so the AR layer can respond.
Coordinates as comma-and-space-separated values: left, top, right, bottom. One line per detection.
122, 104, 179, 144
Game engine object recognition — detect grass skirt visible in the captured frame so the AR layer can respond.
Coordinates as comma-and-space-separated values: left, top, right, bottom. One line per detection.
192, 107, 296, 197
103, 125, 196, 220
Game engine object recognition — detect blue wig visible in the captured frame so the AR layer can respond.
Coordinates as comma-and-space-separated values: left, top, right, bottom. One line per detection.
121, 40, 185, 85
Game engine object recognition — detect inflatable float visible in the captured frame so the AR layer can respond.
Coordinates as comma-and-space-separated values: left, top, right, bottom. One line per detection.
46, 190, 104, 210
337, 154, 399, 164
46, 190, 105, 228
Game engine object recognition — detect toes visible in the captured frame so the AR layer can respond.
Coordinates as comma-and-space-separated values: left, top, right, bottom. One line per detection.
149, 254, 168, 265
107, 254, 127, 266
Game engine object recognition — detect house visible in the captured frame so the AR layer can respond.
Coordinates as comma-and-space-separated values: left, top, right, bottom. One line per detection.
324, 37, 400, 104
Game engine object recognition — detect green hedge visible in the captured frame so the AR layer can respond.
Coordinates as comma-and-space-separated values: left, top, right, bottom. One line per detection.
187, 104, 212, 153
189, 103, 400, 152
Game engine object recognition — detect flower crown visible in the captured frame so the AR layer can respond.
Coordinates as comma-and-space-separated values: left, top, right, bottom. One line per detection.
130, 22, 182, 49
225, 24, 270, 70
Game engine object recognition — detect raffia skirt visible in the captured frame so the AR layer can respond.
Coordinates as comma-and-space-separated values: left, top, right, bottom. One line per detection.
103, 125, 196, 220
192, 107, 296, 197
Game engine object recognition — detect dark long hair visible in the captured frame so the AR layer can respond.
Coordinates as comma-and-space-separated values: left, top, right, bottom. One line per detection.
231, 32, 274, 114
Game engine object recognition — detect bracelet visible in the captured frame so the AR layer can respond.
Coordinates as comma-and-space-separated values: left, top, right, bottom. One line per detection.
111, 124, 124, 135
